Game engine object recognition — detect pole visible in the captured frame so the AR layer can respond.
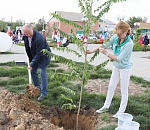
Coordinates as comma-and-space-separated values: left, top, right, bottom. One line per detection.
103, 14, 105, 34
43, 16, 44, 30
11, 16, 12, 24
27, 56, 32, 84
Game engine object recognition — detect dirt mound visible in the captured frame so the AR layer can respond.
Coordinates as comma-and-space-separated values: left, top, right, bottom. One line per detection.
26, 84, 40, 99
0, 89, 64, 130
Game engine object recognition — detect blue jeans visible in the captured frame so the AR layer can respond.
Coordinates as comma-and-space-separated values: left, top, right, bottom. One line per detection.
31, 65, 48, 96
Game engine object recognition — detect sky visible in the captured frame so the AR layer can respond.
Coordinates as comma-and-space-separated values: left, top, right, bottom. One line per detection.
0, 0, 150, 24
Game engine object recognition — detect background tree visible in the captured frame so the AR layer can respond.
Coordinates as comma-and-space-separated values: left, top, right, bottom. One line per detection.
10, 19, 24, 31
34, 18, 46, 31
126, 16, 147, 28
0, 18, 8, 32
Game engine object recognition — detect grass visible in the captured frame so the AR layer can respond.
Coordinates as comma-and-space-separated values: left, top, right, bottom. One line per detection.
99, 125, 117, 130
0, 61, 150, 130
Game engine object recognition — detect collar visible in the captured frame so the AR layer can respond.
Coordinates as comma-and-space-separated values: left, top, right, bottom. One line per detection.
114, 35, 130, 54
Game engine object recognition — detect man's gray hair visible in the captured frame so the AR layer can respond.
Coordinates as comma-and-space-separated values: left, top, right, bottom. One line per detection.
23, 24, 32, 30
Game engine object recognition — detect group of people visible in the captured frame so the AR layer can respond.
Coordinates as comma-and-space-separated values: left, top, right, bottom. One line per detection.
21, 21, 134, 120
7, 28, 23, 43
139, 33, 149, 51
52, 29, 69, 47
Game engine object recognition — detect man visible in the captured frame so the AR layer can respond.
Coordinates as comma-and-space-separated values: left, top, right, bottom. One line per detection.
16, 28, 22, 42
42, 29, 46, 39
22, 24, 51, 101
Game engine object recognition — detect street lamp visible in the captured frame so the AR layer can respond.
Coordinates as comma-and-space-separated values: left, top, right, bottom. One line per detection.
42, 16, 45, 30
82, 17, 88, 27
134, 22, 140, 33
81, 17, 88, 43
81, 17, 88, 33
117, 15, 125, 21
134, 22, 140, 27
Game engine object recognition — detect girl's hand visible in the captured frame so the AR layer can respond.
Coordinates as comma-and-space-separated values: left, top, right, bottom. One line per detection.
99, 47, 108, 55
86, 50, 92, 54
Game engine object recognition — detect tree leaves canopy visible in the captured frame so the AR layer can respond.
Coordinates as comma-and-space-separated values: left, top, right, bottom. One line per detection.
126, 16, 147, 28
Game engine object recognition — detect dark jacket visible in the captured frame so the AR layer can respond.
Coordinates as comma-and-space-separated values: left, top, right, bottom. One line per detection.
143, 35, 149, 45
23, 30, 51, 68
16, 29, 22, 35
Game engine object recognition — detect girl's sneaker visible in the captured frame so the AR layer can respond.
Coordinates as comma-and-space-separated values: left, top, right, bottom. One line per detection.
96, 107, 109, 114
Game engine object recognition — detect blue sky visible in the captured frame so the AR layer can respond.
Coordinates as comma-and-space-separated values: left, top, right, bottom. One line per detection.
0, 0, 149, 23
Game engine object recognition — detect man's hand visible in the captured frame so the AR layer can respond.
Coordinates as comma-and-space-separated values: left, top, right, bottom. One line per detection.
28, 66, 32, 70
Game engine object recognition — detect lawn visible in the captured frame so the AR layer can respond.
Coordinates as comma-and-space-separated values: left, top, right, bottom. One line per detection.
0, 61, 150, 130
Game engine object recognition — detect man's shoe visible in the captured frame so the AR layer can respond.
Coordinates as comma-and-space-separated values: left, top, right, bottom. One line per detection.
96, 107, 109, 114
37, 95, 47, 101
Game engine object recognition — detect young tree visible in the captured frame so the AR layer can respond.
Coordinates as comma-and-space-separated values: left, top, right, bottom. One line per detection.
43, 0, 126, 129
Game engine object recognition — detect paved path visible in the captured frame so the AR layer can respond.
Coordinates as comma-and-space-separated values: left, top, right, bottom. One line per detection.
0, 44, 150, 81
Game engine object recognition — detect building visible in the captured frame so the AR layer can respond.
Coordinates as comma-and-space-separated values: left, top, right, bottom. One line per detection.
138, 23, 150, 34
48, 11, 99, 36
98, 19, 116, 33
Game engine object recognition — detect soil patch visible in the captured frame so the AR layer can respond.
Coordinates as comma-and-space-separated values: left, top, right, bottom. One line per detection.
84, 78, 146, 96
54, 63, 69, 71
0, 65, 12, 69
0, 89, 64, 130
0, 77, 10, 81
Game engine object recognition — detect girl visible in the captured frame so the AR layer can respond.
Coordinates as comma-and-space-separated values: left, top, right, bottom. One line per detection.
86, 21, 134, 118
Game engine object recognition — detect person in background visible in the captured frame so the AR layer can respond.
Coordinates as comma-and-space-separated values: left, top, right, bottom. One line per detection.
16, 28, 22, 42
22, 24, 51, 101
103, 31, 108, 40
42, 30, 46, 39
86, 21, 134, 119
143, 33, 149, 52
56, 31, 61, 47
139, 34, 144, 46
12, 30, 16, 35
130, 33, 134, 41
99, 35, 104, 44
62, 37, 69, 47
52, 29, 57, 42
7, 29, 13, 37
